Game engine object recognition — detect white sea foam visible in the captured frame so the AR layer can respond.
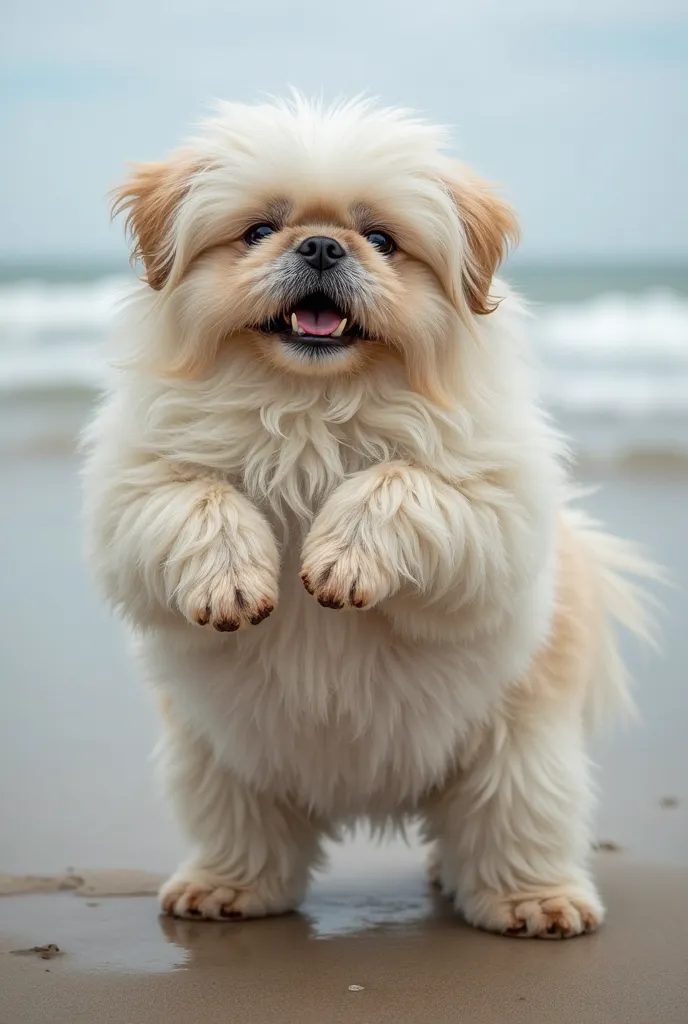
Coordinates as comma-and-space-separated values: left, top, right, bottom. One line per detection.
535, 291, 688, 362
0, 276, 132, 335
0, 276, 130, 393
1, 277, 687, 451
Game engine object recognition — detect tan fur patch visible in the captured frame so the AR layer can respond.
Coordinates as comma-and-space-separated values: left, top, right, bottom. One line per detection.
514, 516, 599, 711
446, 172, 520, 315
111, 155, 201, 290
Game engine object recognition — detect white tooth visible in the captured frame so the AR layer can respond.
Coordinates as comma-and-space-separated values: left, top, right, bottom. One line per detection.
331, 318, 347, 338
290, 313, 305, 336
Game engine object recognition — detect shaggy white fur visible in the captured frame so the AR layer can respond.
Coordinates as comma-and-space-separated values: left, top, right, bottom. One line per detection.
82, 96, 653, 938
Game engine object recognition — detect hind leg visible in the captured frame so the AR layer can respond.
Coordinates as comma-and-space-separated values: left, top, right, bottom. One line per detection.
425, 698, 602, 938
424, 525, 606, 939
156, 702, 326, 920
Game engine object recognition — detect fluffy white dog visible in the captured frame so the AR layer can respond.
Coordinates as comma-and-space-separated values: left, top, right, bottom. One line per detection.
82, 96, 652, 938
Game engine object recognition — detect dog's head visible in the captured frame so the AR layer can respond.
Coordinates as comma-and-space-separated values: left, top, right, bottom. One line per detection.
113, 97, 518, 401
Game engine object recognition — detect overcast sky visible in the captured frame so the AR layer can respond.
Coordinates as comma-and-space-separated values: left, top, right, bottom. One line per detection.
3, 0, 687, 261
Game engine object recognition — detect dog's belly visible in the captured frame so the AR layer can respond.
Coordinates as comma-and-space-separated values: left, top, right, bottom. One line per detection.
141, 570, 524, 816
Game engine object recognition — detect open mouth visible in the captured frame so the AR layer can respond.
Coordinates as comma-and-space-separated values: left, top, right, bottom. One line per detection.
258, 292, 364, 350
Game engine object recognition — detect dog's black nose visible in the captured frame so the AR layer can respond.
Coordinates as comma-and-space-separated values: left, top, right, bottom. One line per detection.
297, 236, 346, 272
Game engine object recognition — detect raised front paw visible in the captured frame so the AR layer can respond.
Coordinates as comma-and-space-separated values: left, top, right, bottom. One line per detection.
299, 465, 425, 610
300, 534, 397, 610
169, 502, 280, 632
181, 561, 277, 632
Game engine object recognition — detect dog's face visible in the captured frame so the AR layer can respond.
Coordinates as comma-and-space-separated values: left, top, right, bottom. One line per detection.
114, 98, 518, 401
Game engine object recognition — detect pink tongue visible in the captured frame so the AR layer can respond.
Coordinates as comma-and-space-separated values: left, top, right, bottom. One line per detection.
294, 309, 342, 336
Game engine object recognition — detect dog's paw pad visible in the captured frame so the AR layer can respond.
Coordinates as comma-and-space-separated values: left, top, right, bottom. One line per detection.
159, 872, 296, 921
184, 574, 277, 633
300, 550, 392, 610
160, 878, 242, 921
464, 887, 604, 939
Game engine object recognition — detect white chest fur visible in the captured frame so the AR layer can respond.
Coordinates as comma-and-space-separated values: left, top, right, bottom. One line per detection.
137, 540, 551, 817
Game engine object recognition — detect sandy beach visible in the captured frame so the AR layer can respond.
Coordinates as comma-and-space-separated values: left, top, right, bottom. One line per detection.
2, 860, 688, 1024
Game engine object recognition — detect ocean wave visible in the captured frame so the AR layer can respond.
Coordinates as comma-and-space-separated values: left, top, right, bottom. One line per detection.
533, 290, 688, 360
2, 279, 688, 420
0, 276, 133, 335
0, 343, 107, 391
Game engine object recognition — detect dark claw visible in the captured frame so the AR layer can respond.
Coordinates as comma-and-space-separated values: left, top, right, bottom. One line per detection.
300, 575, 314, 595
220, 907, 244, 919
249, 605, 273, 625
214, 620, 240, 633
196, 604, 212, 626
506, 922, 527, 936
318, 596, 344, 610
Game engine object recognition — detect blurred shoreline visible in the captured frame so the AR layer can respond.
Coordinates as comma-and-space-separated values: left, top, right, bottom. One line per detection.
2, 256, 687, 296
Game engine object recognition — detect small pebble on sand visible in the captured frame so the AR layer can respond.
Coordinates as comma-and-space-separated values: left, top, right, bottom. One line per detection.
594, 840, 622, 852
348, 984, 365, 992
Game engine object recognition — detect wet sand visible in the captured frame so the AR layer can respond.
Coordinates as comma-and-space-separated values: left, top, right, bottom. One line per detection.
2, 860, 688, 1024
1, 448, 687, 1020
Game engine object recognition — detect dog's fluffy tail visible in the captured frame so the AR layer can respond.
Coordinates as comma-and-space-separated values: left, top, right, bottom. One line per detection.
564, 507, 662, 731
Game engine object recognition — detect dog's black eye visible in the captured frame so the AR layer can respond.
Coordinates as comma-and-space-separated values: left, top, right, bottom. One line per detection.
244, 224, 277, 246
365, 231, 396, 256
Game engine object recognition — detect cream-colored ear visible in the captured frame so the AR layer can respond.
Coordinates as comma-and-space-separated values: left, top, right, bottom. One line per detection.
110, 155, 198, 290
445, 170, 520, 315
